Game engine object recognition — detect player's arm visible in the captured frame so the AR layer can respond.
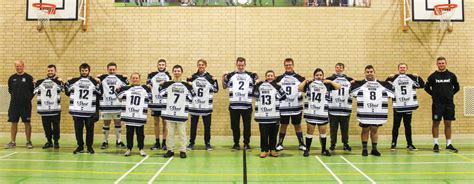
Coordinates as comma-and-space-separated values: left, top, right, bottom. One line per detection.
452, 73, 460, 95
324, 79, 341, 90
298, 79, 309, 92
424, 74, 433, 95
222, 72, 229, 89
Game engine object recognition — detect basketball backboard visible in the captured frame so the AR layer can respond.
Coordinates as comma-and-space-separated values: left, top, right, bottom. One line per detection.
26, 0, 79, 20
412, 0, 464, 21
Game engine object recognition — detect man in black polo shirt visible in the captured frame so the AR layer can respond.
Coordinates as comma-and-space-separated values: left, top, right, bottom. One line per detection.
5, 60, 34, 149
425, 56, 460, 153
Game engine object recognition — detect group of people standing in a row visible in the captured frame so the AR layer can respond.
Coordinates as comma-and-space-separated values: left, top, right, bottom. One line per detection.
5, 56, 459, 158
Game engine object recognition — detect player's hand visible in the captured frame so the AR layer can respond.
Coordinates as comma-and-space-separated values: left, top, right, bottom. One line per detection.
413, 73, 419, 77
389, 74, 395, 78
387, 81, 393, 85
67, 77, 73, 80
57, 77, 63, 82
212, 76, 217, 81
147, 84, 152, 88
96, 74, 101, 78
323, 79, 332, 84
350, 80, 356, 84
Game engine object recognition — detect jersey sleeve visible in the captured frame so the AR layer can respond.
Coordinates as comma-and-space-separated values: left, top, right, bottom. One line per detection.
381, 81, 395, 98
33, 79, 44, 95
452, 73, 460, 95
273, 82, 287, 101
252, 82, 262, 98
424, 73, 434, 96
146, 72, 155, 86
350, 80, 364, 97
295, 73, 306, 82
385, 74, 397, 82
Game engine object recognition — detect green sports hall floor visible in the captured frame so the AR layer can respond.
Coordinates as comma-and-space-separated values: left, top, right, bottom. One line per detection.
0, 133, 472, 183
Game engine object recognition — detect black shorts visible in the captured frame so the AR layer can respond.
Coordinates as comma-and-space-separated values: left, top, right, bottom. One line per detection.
151, 110, 162, 117
8, 104, 32, 123
280, 113, 302, 125
359, 123, 383, 128
306, 121, 329, 126
432, 102, 455, 121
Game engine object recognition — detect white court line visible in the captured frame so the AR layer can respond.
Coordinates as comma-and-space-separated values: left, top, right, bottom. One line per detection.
326, 161, 474, 165
340, 156, 376, 184
0, 152, 17, 159
343, 153, 474, 157
148, 157, 174, 184
114, 155, 149, 184
0, 158, 163, 165
315, 156, 343, 184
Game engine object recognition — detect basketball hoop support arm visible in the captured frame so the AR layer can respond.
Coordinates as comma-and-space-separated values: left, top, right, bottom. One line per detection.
78, 0, 88, 31
401, 0, 412, 32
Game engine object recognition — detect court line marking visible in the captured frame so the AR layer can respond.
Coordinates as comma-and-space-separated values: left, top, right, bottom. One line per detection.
0, 152, 17, 159
448, 152, 474, 162
342, 153, 474, 157
148, 157, 173, 184
340, 156, 376, 184
315, 156, 343, 184
326, 161, 474, 165
114, 155, 149, 184
0, 158, 163, 165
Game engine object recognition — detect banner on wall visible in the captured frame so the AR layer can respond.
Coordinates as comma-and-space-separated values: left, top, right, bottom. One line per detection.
114, 0, 371, 7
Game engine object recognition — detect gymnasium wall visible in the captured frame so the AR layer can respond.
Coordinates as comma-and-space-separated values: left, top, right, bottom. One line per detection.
1, 0, 473, 136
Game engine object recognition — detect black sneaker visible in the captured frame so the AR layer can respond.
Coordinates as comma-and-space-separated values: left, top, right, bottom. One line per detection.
164, 150, 174, 158
243, 144, 251, 150
329, 144, 336, 152
73, 147, 84, 154
116, 141, 126, 149
53, 142, 60, 149
162, 142, 168, 150
362, 149, 368, 156
187, 144, 195, 151
180, 151, 187, 158
87, 147, 95, 154
446, 144, 459, 153
232, 144, 240, 151
370, 149, 381, 156
100, 142, 108, 149
322, 149, 331, 156
433, 144, 440, 152
343, 144, 352, 152
205, 144, 213, 151
303, 150, 310, 157
390, 143, 396, 151
150, 142, 161, 150
42, 142, 53, 149
407, 145, 418, 151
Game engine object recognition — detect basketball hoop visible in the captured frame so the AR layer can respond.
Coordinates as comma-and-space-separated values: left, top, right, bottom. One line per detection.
434, 4, 458, 32
32, 3, 56, 31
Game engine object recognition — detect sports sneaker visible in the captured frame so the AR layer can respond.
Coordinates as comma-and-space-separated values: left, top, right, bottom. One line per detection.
407, 145, 418, 151
161, 142, 168, 150
205, 144, 213, 151
343, 144, 352, 152
42, 142, 53, 149
4, 142, 16, 149
73, 147, 84, 154
243, 144, 251, 150
433, 144, 440, 152
179, 151, 187, 158
260, 152, 268, 158
390, 143, 396, 151
139, 149, 147, 157
329, 144, 336, 152
124, 149, 131, 156
303, 150, 310, 157
116, 141, 126, 149
187, 144, 195, 151
232, 144, 240, 151
53, 142, 60, 149
87, 147, 95, 154
322, 149, 331, 156
26, 141, 33, 149
269, 150, 279, 157
164, 150, 174, 158
100, 142, 108, 149
299, 144, 307, 151
150, 142, 161, 150
370, 149, 381, 156
362, 149, 368, 156
275, 144, 284, 151
446, 144, 459, 153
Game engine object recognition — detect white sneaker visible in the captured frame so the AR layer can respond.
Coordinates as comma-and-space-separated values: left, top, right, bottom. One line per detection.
139, 149, 147, 157
276, 144, 284, 151
299, 145, 307, 151
124, 149, 131, 156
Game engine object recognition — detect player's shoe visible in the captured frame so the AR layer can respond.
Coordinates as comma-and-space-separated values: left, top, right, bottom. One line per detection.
407, 145, 418, 151
26, 141, 33, 149
275, 144, 284, 151
370, 149, 381, 156
124, 149, 131, 156
100, 142, 108, 149
446, 144, 459, 153
343, 144, 352, 152
433, 144, 440, 152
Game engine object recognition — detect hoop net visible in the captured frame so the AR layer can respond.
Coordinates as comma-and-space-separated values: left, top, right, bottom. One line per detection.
434, 4, 458, 31
32, 3, 56, 29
